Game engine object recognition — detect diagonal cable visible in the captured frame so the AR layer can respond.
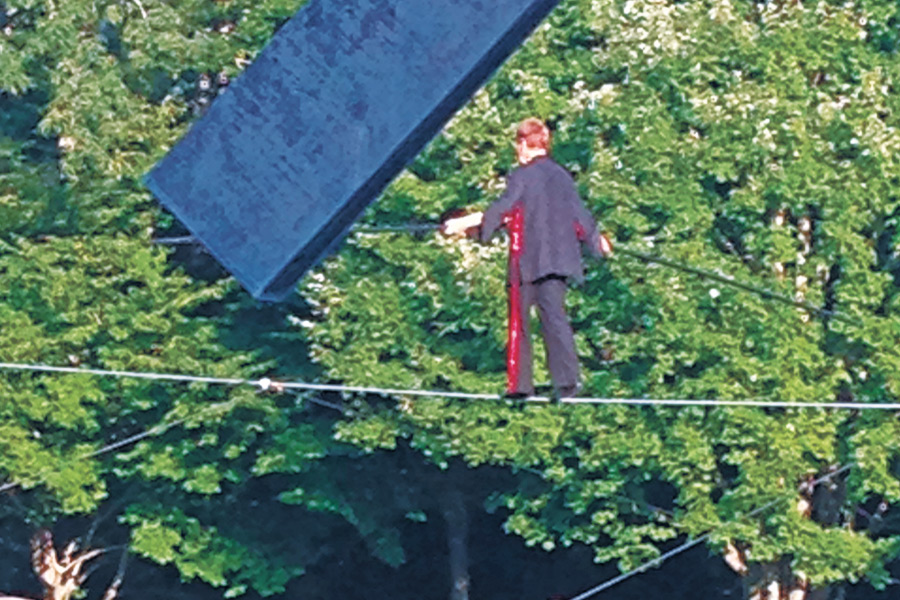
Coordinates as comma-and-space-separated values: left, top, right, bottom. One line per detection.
567, 464, 854, 600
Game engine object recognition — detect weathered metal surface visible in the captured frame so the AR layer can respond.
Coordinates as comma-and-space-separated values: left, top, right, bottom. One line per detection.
145, 0, 560, 300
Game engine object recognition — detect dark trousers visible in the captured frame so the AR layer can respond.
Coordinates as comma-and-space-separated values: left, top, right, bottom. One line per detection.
510, 276, 579, 395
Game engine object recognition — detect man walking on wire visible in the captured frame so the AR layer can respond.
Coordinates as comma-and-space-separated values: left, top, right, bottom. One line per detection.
443, 118, 612, 399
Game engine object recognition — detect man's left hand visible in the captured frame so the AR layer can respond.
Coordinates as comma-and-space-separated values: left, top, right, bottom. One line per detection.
598, 232, 614, 257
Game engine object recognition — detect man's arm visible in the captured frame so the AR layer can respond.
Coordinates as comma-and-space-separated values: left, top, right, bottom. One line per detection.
480, 171, 523, 242
442, 171, 524, 239
572, 196, 613, 257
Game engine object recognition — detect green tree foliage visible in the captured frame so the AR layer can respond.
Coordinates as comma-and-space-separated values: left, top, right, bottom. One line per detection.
0, 0, 423, 595
5, 0, 900, 596
301, 0, 900, 592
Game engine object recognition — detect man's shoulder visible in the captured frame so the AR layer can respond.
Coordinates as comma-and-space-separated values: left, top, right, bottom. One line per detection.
525, 157, 572, 178
529, 160, 578, 195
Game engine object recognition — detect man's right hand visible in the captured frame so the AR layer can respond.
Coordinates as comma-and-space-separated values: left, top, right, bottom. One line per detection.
442, 211, 484, 237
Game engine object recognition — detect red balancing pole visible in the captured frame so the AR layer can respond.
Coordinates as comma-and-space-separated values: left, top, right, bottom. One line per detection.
505, 205, 524, 394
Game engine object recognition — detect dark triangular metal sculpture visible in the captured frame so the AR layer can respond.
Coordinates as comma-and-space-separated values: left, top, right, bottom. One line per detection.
145, 0, 561, 300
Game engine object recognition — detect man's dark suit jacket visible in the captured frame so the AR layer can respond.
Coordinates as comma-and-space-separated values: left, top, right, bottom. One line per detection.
481, 156, 600, 283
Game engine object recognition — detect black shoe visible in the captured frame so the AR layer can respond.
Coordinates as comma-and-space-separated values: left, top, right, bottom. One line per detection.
553, 386, 579, 404
503, 390, 535, 408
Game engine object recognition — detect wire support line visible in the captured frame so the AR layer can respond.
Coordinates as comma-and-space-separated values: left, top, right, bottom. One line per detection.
152, 227, 867, 327
150, 235, 197, 245
568, 463, 854, 600
0, 415, 190, 495
615, 247, 858, 327
152, 224, 441, 247
2, 362, 900, 410
354, 224, 442, 233
304, 395, 352, 414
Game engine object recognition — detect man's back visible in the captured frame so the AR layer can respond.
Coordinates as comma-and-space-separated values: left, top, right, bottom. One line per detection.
482, 156, 598, 282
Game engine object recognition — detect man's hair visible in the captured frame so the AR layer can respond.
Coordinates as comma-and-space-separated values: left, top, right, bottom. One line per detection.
516, 118, 551, 151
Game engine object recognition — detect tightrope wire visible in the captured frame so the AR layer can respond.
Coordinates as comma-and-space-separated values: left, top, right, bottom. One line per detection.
0, 361, 874, 599
0, 362, 893, 494
1, 362, 899, 410
567, 464, 855, 600
0, 362, 247, 386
